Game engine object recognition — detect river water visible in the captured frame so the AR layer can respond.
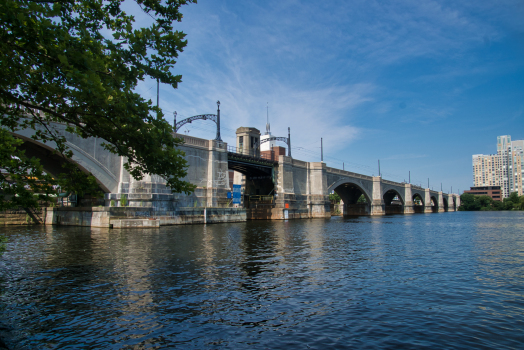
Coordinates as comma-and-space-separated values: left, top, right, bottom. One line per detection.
1, 212, 524, 349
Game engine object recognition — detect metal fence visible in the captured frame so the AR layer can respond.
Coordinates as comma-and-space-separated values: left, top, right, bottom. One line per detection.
246, 195, 274, 208
227, 146, 278, 162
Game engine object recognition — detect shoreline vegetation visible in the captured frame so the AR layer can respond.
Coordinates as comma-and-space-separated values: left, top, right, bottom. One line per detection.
458, 192, 524, 211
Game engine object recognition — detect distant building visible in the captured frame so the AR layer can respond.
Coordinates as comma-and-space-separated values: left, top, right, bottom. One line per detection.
463, 186, 502, 201
472, 135, 523, 198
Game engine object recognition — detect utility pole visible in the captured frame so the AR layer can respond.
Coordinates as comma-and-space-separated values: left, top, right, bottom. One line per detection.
321, 138, 323, 162
409, 171, 411, 183
343, 162, 344, 171
428, 178, 429, 188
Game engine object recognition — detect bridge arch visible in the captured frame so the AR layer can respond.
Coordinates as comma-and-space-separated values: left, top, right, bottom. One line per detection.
443, 197, 449, 212
12, 132, 118, 193
430, 195, 438, 213
328, 180, 372, 216
412, 193, 425, 213
382, 188, 404, 215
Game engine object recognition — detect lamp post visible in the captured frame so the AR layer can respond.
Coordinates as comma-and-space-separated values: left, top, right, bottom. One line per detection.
288, 127, 292, 157
215, 100, 222, 141
321, 138, 323, 162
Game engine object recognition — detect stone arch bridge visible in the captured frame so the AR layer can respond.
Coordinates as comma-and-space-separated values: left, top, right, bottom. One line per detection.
9, 123, 459, 218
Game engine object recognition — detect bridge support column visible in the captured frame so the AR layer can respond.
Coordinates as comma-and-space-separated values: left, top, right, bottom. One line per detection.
424, 189, 433, 213
455, 194, 460, 210
273, 156, 297, 218
438, 191, 445, 213
307, 162, 330, 218
205, 140, 230, 207
371, 176, 385, 215
403, 183, 414, 214
447, 195, 455, 212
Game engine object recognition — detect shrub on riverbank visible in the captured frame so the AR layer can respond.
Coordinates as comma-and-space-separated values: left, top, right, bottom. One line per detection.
458, 192, 523, 211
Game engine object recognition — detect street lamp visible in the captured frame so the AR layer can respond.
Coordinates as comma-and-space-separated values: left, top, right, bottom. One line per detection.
215, 100, 222, 141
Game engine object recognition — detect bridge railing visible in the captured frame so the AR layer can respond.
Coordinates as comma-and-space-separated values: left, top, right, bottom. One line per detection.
325, 167, 373, 180
227, 146, 278, 162
382, 179, 404, 187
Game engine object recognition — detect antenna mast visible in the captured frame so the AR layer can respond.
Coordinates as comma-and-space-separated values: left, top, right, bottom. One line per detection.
266, 102, 270, 135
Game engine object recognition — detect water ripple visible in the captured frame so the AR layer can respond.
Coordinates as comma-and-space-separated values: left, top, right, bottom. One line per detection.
1, 212, 524, 349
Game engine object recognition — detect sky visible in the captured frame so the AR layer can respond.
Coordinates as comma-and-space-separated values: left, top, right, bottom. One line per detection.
131, 0, 524, 194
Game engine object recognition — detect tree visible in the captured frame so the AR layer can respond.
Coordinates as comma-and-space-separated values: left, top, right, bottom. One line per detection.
459, 193, 480, 211
502, 198, 514, 211
0, 0, 197, 210
508, 192, 520, 205
329, 192, 341, 203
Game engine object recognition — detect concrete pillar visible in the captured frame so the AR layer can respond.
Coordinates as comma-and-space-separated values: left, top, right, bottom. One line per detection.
206, 140, 229, 207
455, 194, 461, 210
438, 191, 445, 213
339, 199, 346, 215
447, 194, 455, 212
403, 183, 414, 214
424, 188, 433, 213
307, 162, 330, 218
274, 155, 296, 216
371, 176, 385, 215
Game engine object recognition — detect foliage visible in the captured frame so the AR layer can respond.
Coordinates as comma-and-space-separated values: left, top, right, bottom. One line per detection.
1, 129, 55, 209
0, 0, 197, 209
357, 194, 367, 203
458, 192, 524, 211
329, 192, 341, 203
120, 194, 127, 207
508, 192, 520, 205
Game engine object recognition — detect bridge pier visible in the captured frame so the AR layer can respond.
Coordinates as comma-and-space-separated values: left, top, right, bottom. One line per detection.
273, 157, 330, 219
424, 188, 434, 213
438, 191, 445, 213
403, 183, 414, 214
371, 176, 385, 216
205, 140, 230, 207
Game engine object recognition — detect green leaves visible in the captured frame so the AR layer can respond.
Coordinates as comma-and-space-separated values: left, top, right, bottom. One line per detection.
1, 0, 197, 209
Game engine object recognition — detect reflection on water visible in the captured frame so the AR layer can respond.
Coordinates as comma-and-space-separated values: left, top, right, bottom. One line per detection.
1, 212, 524, 349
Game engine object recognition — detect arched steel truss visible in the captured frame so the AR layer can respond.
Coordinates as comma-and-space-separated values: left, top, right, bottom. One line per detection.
173, 101, 222, 141
254, 127, 292, 157
255, 135, 291, 157
174, 114, 217, 132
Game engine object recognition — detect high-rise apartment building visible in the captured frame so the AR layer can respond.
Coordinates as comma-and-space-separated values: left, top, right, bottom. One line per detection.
472, 135, 523, 198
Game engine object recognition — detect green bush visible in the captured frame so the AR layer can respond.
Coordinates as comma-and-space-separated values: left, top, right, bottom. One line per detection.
120, 194, 127, 207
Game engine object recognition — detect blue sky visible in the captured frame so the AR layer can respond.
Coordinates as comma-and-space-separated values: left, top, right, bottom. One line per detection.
132, 0, 524, 194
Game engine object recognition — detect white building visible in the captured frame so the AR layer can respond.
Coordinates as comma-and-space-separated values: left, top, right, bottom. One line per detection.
472, 135, 523, 198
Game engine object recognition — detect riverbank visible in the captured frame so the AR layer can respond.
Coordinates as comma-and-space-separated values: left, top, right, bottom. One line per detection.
0, 207, 246, 228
